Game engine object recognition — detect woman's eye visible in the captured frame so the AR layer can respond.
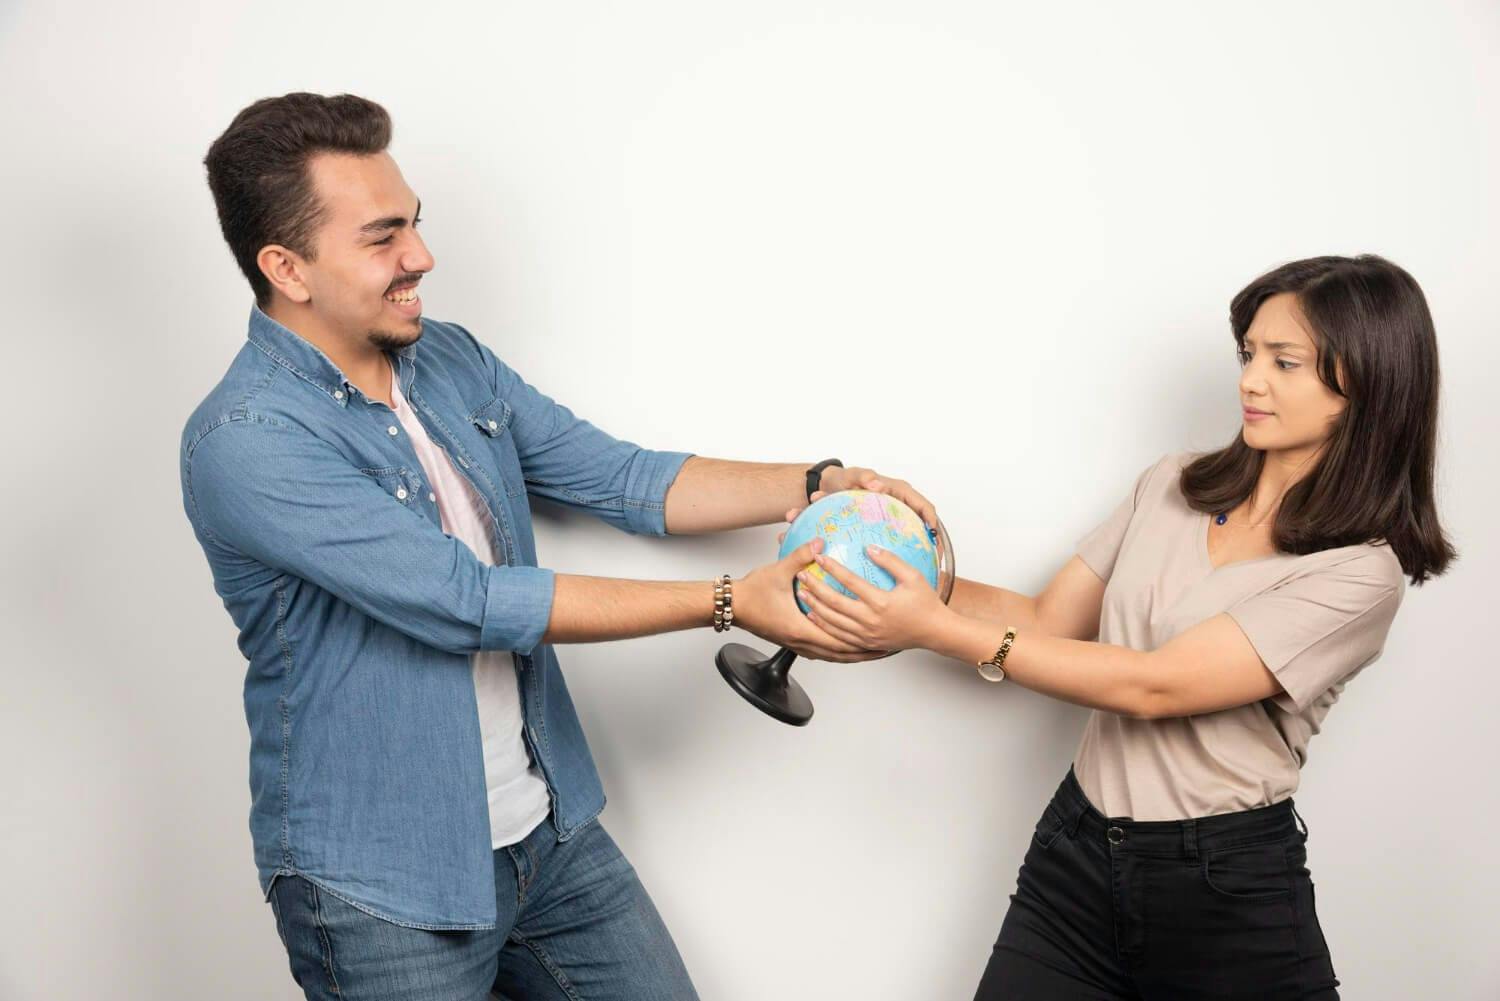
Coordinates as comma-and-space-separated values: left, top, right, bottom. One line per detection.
1237, 349, 1297, 372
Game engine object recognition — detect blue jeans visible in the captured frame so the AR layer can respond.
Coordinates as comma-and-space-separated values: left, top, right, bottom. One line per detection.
268, 818, 699, 1000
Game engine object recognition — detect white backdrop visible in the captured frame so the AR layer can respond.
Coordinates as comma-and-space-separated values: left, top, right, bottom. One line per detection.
3, 2, 1496, 998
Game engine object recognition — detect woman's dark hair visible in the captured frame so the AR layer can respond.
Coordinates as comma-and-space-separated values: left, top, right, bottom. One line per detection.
1181, 255, 1455, 585
204, 93, 392, 306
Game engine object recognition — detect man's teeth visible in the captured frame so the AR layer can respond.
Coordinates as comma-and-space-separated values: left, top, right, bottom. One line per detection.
385, 288, 418, 304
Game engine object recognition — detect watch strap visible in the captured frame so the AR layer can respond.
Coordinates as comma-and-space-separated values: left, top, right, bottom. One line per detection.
977, 626, 1018, 683
805, 458, 844, 503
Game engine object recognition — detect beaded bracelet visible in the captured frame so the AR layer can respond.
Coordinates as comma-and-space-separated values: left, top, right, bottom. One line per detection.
713, 575, 735, 632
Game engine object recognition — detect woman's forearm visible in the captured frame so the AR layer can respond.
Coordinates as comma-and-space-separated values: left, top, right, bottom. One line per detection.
926, 608, 1152, 718
947, 577, 1044, 632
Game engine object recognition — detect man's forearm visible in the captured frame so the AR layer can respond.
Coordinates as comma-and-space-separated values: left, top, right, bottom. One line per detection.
541, 555, 886, 664
543, 574, 714, 644
662, 456, 812, 535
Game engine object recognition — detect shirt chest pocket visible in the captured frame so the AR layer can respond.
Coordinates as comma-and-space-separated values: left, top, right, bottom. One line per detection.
360, 465, 426, 508
467, 398, 527, 499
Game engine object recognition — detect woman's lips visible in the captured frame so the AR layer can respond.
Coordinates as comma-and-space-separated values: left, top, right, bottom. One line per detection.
1243, 407, 1272, 422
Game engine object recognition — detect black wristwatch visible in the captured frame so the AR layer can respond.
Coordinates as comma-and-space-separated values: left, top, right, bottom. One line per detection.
805, 458, 844, 503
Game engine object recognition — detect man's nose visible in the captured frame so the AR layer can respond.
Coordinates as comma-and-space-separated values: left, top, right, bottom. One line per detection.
405, 231, 436, 274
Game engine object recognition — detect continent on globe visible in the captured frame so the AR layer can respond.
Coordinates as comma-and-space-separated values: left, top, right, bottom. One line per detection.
778, 489, 939, 614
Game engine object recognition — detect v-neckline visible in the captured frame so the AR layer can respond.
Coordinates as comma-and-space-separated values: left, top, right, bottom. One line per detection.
1200, 510, 1283, 574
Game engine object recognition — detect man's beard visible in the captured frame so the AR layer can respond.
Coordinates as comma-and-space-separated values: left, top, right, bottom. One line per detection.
367, 323, 423, 352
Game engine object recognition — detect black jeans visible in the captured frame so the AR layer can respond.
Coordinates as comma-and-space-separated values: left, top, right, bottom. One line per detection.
976, 769, 1339, 1000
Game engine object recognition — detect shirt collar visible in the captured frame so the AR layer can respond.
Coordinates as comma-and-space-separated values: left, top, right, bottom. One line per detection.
245, 304, 421, 406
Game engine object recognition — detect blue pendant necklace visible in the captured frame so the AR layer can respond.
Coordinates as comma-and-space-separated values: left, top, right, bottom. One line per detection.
1216, 507, 1275, 527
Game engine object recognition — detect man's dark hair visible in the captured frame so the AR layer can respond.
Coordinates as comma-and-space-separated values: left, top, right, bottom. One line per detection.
1181, 255, 1457, 585
204, 93, 392, 305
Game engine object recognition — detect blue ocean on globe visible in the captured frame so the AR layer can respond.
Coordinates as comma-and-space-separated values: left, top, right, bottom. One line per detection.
779, 489, 939, 613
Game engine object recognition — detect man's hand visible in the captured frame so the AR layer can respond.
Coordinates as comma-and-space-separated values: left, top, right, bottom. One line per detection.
815, 465, 939, 529
734, 539, 887, 663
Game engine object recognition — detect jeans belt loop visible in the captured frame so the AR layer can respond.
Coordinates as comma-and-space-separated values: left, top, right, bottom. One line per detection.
1066, 798, 1088, 838
1290, 800, 1310, 840
1182, 818, 1199, 861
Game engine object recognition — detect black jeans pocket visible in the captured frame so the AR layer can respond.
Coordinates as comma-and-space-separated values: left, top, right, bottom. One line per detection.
1031, 803, 1067, 850
1292, 868, 1338, 979
1200, 840, 1294, 900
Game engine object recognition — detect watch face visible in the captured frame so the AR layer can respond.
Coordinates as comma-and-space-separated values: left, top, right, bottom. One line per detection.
977, 662, 1007, 683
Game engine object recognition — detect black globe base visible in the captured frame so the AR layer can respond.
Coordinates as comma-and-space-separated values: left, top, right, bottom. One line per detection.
715, 643, 814, 726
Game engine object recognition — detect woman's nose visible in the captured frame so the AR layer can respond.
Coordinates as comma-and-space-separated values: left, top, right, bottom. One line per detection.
1239, 362, 1269, 397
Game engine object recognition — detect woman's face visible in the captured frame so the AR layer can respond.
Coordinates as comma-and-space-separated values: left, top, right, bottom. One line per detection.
1237, 293, 1348, 457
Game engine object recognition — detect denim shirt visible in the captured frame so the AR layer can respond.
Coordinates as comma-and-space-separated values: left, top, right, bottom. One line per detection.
180, 306, 691, 929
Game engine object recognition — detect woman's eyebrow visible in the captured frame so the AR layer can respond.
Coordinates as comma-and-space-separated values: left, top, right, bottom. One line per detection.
1242, 335, 1309, 352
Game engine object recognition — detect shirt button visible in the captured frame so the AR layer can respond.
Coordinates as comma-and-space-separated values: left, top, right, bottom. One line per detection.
333, 390, 344, 401
387, 425, 399, 436
395, 487, 408, 500
487, 419, 499, 431
429, 492, 437, 503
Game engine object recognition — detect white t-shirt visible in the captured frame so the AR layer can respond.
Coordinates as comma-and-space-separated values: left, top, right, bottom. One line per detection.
391, 372, 551, 848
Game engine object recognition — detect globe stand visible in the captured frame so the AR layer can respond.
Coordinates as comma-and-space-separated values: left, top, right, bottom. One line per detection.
715, 498, 954, 727
715, 643, 813, 726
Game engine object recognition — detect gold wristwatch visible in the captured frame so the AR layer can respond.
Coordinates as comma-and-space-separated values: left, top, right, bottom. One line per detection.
977, 626, 1017, 682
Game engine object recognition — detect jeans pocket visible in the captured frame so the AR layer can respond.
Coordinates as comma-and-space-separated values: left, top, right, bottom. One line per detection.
1031, 803, 1067, 850
268, 879, 290, 951
1200, 840, 1294, 900
1291, 869, 1339, 981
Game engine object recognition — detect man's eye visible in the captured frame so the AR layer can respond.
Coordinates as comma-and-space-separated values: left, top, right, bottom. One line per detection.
373, 235, 394, 246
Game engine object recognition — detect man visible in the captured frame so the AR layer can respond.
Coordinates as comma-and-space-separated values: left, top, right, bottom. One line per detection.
181, 92, 934, 1001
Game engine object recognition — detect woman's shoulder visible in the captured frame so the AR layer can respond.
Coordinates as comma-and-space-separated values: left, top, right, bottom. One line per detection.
1143, 450, 1205, 484
1167, 449, 1207, 472
1143, 451, 1406, 593
1289, 541, 1406, 595
1127, 450, 1201, 508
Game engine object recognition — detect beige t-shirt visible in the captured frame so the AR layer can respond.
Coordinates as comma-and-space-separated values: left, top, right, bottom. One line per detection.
1071, 451, 1405, 821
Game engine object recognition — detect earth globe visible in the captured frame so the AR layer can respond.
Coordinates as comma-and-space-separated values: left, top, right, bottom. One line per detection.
716, 489, 956, 725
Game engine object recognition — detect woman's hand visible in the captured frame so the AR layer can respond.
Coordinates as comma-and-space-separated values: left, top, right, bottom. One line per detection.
794, 545, 953, 653
734, 539, 888, 663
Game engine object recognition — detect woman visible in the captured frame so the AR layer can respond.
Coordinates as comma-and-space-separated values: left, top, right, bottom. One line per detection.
790, 255, 1454, 999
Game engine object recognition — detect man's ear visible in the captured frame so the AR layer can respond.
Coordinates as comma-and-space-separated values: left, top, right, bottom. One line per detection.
257, 244, 312, 304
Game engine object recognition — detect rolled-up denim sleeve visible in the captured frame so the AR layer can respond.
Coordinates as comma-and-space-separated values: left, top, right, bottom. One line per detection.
458, 325, 692, 536
618, 447, 693, 535
185, 415, 555, 655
